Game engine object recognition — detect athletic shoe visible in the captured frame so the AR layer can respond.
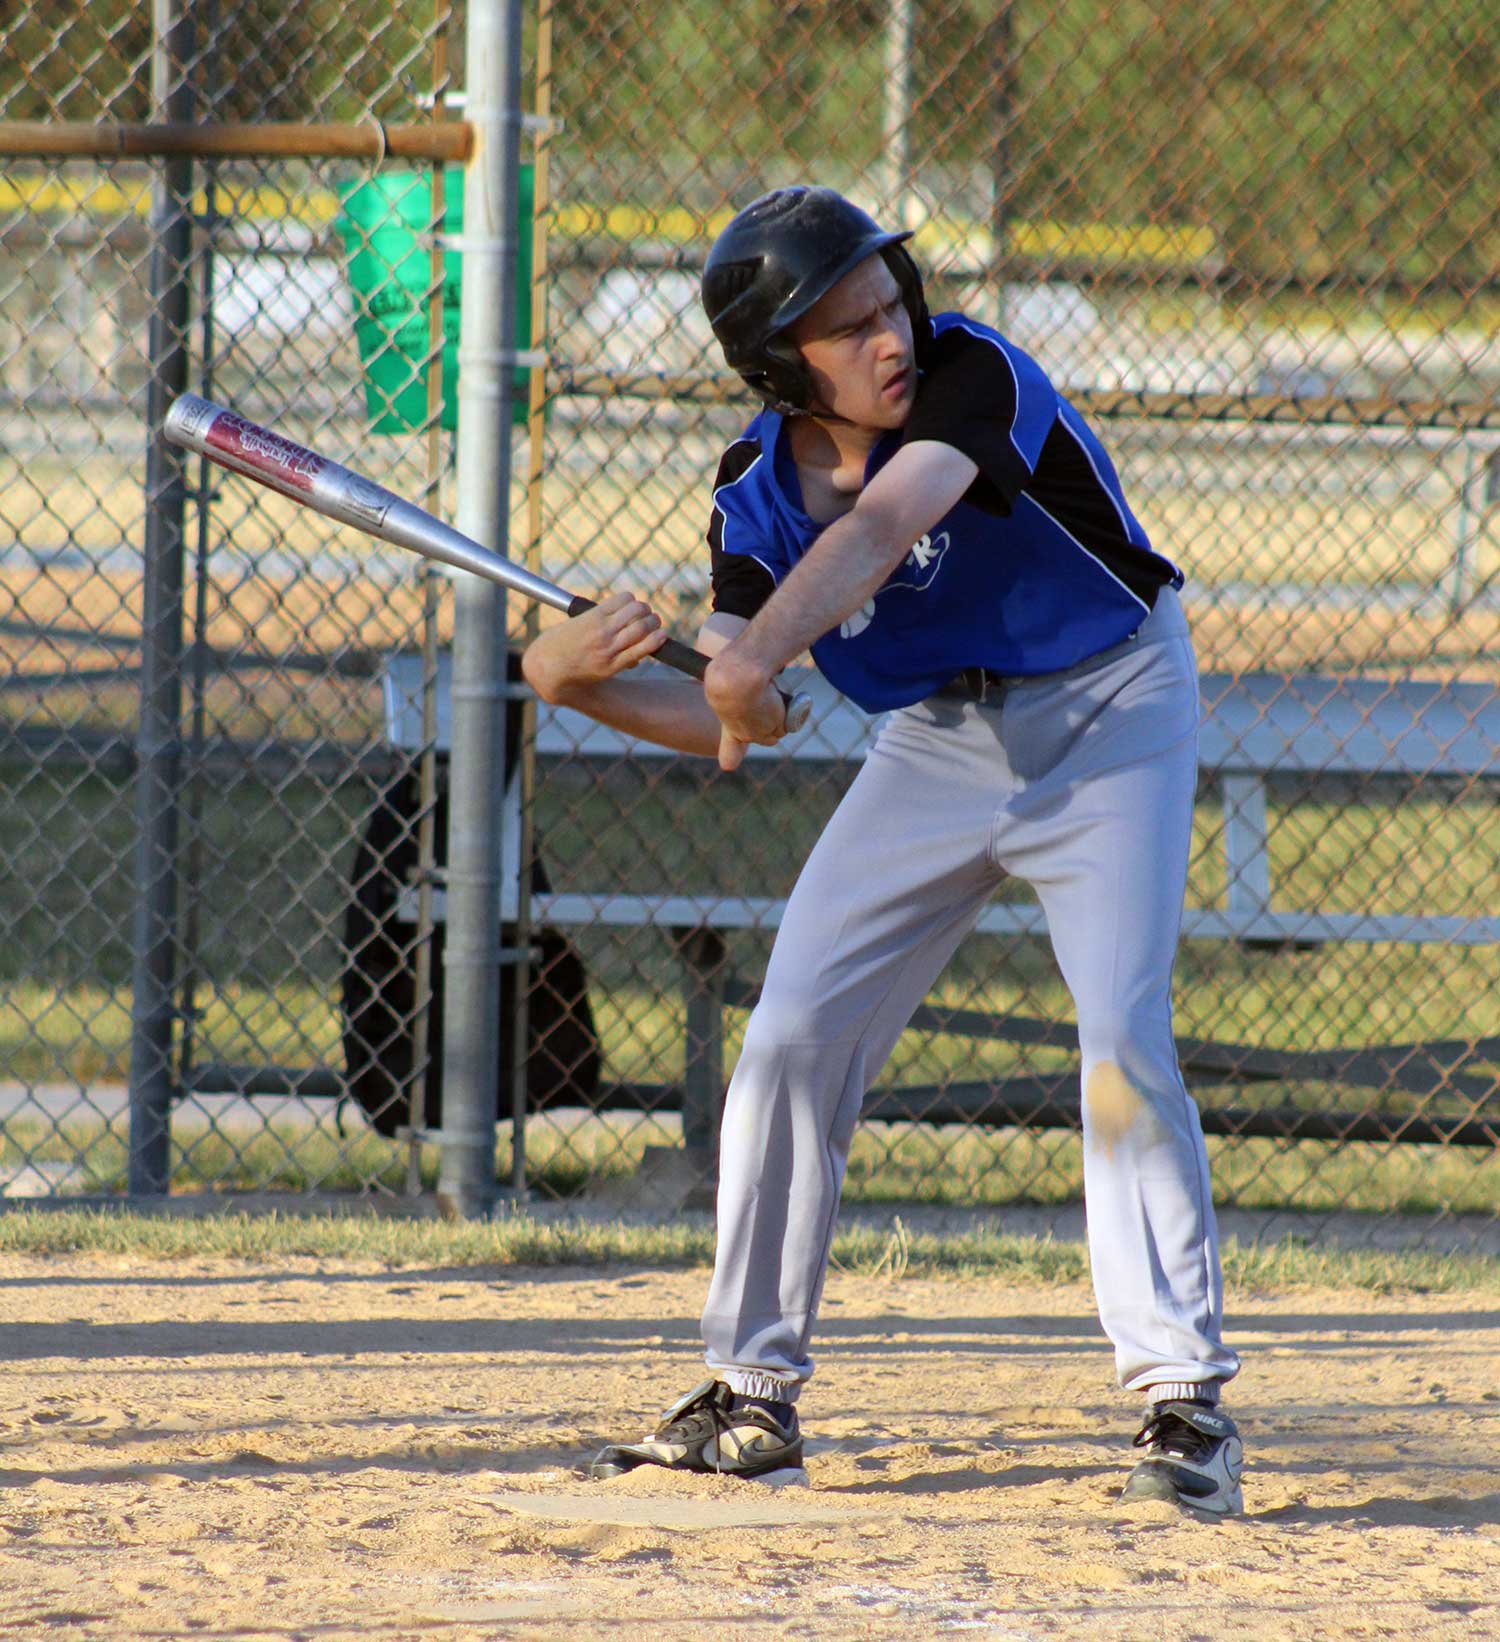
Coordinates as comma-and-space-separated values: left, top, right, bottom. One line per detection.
1119, 1400, 1244, 1515
585, 1378, 805, 1482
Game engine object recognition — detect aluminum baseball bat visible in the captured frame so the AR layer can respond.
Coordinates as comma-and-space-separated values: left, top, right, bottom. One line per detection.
162, 393, 812, 734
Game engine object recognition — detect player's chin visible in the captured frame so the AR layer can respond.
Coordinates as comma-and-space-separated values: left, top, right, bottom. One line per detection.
872, 380, 915, 426
850, 401, 909, 433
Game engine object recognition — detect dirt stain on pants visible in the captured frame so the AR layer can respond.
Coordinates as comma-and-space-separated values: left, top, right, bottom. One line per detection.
1085, 1060, 1145, 1157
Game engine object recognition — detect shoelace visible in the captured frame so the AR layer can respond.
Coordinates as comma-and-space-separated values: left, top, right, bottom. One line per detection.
1137, 1411, 1214, 1461
657, 1391, 735, 1474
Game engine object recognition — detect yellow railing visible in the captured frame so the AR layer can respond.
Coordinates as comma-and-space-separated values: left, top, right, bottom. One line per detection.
0, 173, 1218, 270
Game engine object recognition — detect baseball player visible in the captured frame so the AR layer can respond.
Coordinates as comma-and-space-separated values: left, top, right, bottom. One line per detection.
521, 185, 1244, 1514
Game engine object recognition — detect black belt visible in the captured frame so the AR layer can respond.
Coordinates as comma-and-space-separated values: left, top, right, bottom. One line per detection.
936, 627, 1149, 702
936, 665, 1008, 701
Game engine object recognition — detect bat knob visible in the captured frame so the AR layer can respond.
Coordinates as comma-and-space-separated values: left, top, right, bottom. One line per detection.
782, 691, 813, 735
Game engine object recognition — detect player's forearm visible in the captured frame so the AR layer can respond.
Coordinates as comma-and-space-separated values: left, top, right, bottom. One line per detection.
525, 666, 725, 759
728, 510, 905, 676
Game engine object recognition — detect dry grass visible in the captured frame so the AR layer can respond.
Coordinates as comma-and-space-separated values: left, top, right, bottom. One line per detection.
0, 1206, 1495, 1291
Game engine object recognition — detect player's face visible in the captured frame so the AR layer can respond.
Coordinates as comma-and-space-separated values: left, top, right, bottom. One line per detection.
789, 256, 915, 430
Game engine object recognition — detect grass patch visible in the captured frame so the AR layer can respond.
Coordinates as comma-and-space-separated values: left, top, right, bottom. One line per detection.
845, 1124, 1500, 1218
6, 1108, 1499, 1218
0, 1208, 1494, 1294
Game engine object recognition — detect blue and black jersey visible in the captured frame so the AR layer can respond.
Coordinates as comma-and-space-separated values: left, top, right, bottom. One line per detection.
707, 311, 1183, 713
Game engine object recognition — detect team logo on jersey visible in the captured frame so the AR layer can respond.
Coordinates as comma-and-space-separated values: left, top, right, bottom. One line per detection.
840, 597, 877, 640
889, 530, 951, 592
839, 530, 951, 639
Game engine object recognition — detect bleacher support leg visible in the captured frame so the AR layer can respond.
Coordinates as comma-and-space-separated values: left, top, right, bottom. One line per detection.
677, 926, 727, 1156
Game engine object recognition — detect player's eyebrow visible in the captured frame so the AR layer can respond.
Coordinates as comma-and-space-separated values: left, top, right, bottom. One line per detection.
827, 309, 871, 337
829, 294, 895, 337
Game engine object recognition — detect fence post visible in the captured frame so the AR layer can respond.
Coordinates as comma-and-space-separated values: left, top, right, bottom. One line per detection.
1446, 443, 1482, 617
127, 0, 196, 1197
987, 2, 1016, 331
436, 0, 526, 1219
1222, 774, 1272, 924
880, 0, 913, 227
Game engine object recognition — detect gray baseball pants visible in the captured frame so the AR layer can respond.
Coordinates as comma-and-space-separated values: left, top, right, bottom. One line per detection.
702, 589, 1240, 1404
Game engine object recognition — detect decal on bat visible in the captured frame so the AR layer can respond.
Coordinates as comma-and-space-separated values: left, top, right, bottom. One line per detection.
205, 413, 324, 491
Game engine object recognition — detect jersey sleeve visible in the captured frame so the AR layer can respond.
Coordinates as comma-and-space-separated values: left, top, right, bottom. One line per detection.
706, 437, 777, 619
901, 325, 1059, 514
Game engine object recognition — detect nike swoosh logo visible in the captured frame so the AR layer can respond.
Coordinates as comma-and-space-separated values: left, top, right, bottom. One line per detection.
704, 1429, 792, 1466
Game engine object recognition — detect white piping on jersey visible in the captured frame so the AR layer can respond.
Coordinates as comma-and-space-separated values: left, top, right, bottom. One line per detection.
1017, 493, 1153, 614
1058, 404, 1140, 547
710, 446, 781, 585
938, 317, 1036, 472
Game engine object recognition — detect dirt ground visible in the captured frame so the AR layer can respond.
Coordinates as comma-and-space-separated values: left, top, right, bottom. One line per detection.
3, 1256, 1498, 1641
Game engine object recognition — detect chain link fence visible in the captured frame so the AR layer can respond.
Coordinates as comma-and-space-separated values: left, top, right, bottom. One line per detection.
2, 0, 1498, 1244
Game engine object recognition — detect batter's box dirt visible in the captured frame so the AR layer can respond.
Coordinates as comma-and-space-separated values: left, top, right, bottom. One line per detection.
1, 1257, 1497, 1640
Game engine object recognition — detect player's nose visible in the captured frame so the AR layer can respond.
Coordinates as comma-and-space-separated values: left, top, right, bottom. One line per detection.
874, 312, 911, 359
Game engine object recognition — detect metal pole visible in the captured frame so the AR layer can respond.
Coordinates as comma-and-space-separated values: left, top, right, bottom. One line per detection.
0, 121, 473, 162
127, 0, 195, 1195
407, 3, 452, 1197
437, 0, 524, 1219
511, 0, 556, 1196
176, 0, 223, 1106
881, 0, 913, 227
988, 2, 1016, 330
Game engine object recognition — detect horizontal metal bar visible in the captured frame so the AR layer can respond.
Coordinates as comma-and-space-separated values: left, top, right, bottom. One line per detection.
162, 1063, 1500, 1149
969, 259, 1500, 303
546, 366, 1500, 432
0, 120, 473, 162
0, 618, 139, 653
0, 644, 377, 696
0, 724, 409, 785
550, 242, 1500, 302
399, 886, 1500, 948
181, 1064, 345, 1099
854, 1086, 1500, 1147
561, 1085, 1500, 1147
0, 666, 142, 693
720, 979, 1500, 1097
1177, 909, 1500, 946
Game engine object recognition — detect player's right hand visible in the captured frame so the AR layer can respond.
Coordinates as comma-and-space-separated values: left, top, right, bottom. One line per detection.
703, 651, 790, 772
521, 591, 667, 702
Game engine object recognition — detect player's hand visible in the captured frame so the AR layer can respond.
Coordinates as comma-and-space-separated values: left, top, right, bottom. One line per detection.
703, 650, 788, 772
521, 592, 667, 702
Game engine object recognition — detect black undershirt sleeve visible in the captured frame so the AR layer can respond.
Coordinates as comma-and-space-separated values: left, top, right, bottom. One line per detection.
709, 552, 775, 620
706, 438, 776, 619
900, 329, 1036, 515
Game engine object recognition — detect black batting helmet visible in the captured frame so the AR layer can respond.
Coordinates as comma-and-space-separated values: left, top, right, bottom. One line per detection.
701, 185, 930, 414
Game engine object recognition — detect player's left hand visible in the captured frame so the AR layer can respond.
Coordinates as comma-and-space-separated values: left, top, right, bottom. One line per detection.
521, 591, 667, 703
703, 650, 788, 772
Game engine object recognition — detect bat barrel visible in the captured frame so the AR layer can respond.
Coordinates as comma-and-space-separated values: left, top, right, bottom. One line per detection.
163, 393, 575, 614
163, 394, 811, 735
